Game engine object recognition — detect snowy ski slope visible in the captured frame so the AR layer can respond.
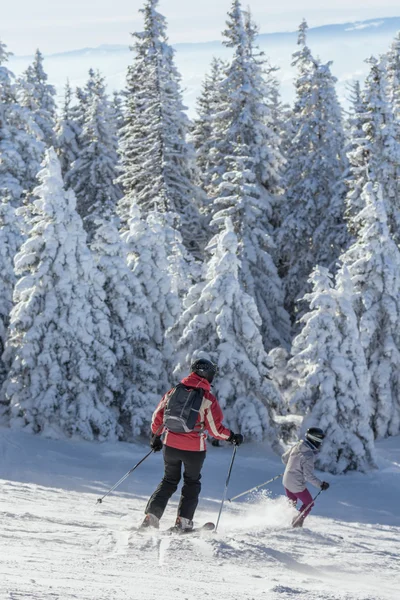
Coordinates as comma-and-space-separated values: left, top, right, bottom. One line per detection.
0, 429, 399, 599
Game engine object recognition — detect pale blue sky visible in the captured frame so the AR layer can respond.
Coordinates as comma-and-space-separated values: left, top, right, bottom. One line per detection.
4, 0, 400, 55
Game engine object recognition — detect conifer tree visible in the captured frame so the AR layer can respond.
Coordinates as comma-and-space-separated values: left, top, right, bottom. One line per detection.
85, 68, 99, 95
212, 144, 290, 350
361, 56, 400, 241
117, 0, 205, 258
205, 2, 289, 349
67, 72, 121, 238
386, 32, 400, 121
0, 198, 20, 384
18, 49, 56, 148
341, 182, 400, 439
288, 265, 376, 473
192, 57, 227, 201
170, 217, 284, 445
1, 150, 119, 441
278, 27, 348, 319
291, 20, 314, 116
62, 71, 107, 182
111, 91, 126, 133
0, 40, 44, 204
211, 2, 284, 200
264, 58, 286, 149
344, 81, 369, 235
161, 211, 198, 299
68, 71, 103, 136
55, 80, 81, 177
72, 86, 87, 131
121, 206, 181, 392
91, 221, 160, 437
280, 20, 315, 160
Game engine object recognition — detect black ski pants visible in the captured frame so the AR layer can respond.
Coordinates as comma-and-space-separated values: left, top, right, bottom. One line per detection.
145, 445, 206, 521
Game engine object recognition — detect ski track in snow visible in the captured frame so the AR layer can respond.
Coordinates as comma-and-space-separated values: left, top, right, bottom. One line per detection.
0, 478, 398, 600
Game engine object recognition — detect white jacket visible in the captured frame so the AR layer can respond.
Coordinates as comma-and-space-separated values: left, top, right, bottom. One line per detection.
282, 440, 322, 493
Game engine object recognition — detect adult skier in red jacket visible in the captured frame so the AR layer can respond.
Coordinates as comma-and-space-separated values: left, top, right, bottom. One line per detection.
140, 358, 243, 532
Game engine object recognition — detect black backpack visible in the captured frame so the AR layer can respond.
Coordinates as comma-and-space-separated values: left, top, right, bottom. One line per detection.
163, 384, 205, 433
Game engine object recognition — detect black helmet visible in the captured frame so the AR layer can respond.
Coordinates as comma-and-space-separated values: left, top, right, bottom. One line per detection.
191, 358, 218, 383
305, 427, 325, 449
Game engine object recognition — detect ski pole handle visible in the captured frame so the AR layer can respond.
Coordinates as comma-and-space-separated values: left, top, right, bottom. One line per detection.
96, 449, 154, 504
228, 473, 283, 502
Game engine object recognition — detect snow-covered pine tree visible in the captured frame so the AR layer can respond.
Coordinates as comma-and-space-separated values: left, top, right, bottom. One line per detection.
18, 49, 56, 148
288, 265, 376, 474
191, 57, 227, 201
0, 41, 23, 203
61, 71, 107, 185
0, 40, 44, 205
211, 2, 284, 200
344, 80, 370, 235
361, 56, 400, 242
205, 3, 289, 349
84, 68, 102, 99
386, 31, 400, 121
290, 20, 314, 116
170, 217, 284, 445
211, 143, 290, 351
341, 181, 400, 439
243, 7, 285, 171
72, 86, 87, 132
111, 91, 126, 133
264, 66, 288, 233
0, 198, 20, 385
91, 220, 160, 438
280, 20, 314, 159
68, 71, 103, 138
278, 32, 348, 320
117, 0, 206, 258
66, 73, 121, 238
161, 211, 199, 300
263, 57, 286, 147
1, 149, 119, 441
54, 80, 81, 177
121, 206, 181, 392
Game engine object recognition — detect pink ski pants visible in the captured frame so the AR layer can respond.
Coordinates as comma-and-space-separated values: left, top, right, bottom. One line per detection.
285, 487, 314, 519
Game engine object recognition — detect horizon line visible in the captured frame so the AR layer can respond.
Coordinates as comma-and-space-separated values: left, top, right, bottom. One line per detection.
9, 14, 400, 61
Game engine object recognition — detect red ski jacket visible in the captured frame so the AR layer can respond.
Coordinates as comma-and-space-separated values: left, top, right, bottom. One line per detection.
151, 373, 232, 452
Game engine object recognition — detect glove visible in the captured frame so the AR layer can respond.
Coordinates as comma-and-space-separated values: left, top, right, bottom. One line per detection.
228, 431, 244, 446
150, 436, 163, 452
321, 481, 330, 491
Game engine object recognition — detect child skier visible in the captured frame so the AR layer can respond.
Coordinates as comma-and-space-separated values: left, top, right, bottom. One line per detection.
282, 428, 329, 527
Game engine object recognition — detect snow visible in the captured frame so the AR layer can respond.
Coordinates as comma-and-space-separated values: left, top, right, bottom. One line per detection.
0, 428, 399, 599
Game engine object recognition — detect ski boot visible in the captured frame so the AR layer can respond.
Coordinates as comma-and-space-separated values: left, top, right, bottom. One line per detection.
170, 516, 194, 534
139, 513, 160, 530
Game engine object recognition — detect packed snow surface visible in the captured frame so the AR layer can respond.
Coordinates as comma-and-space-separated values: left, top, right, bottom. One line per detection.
0, 429, 399, 599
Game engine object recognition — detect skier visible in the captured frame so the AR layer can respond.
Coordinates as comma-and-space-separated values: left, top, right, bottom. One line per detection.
140, 358, 243, 532
281, 427, 330, 527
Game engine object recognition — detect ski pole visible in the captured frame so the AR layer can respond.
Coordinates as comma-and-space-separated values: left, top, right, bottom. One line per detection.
96, 449, 154, 504
291, 489, 322, 527
228, 473, 283, 502
214, 445, 238, 533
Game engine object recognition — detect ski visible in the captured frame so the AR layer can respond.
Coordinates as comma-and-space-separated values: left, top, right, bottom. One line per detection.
166, 521, 215, 535
133, 521, 215, 535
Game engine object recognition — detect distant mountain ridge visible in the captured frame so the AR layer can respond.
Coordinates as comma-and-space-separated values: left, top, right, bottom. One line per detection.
15, 16, 400, 60
9, 15, 400, 116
